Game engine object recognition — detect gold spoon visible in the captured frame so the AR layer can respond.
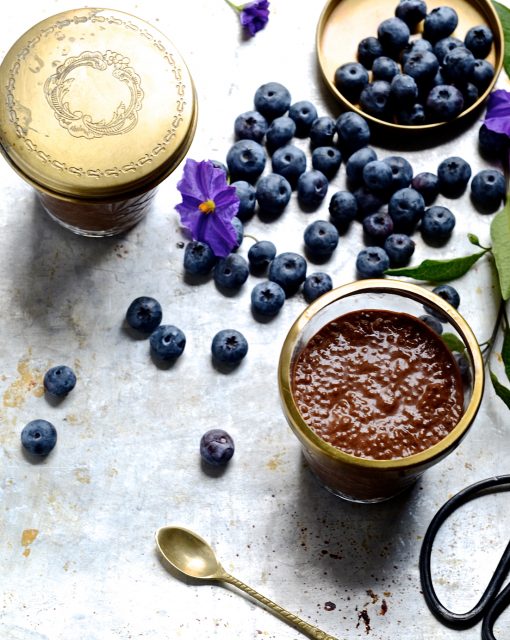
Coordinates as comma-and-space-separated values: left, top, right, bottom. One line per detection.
156, 526, 339, 640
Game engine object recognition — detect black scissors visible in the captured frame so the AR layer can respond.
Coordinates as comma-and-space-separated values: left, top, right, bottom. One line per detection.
419, 475, 510, 640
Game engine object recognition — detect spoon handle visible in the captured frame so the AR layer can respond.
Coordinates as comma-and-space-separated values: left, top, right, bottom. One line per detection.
222, 572, 339, 640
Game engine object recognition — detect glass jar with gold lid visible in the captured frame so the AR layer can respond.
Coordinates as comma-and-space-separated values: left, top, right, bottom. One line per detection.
0, 8, 197, 236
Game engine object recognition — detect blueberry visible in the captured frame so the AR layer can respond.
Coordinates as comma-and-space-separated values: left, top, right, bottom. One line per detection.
125, 296, 163, 333
311, 146, 342, 179
426, 85, 464, 122
356, 246, 390, 278
231, 181, 256, 220
271, 144, 307, 187
401, 38, 434, 65
434, 36, 463, 64
421, 205, 456, 244
359, 81, 392, 120
395, 0, 427, 28
372, 56, 400, 82
211, 329, 248, 364
383, 233, 415, 266
403, 50, 439, 85
470, 169, 506, 213
303, 272, 333, 303
234, 110, 268, 142
437, 156, 471, 197
434, 283, 460, 308
231, 217, 243, 250
353, 185, 386, 218
251, 280, 285, 316
269, 252, 307, 295
265, 116, 296, 152
462, 82, 479, 108
362, 211, 394, 245
389, 74, 418, 105
303, 220, 339, 257
254, 82, 291, 121
297, 170, 329, 208
328, 190, 358, 231
383, 155, 413, 192
21, 419, 57, 456
150, 325, 186, 360
411, 172, 439, 205
288, 100, 318, 137
465, 25, 494, 59
388, 187, 425, 231
455, 352, 472, 386
334, 63, 369, 103
200, 429, 235, 466
226, 139, 266, 183
423, 6, 458, 42
43, 365, 77, 397
478, 124, 509, 159
183, 241, 217, 276
256, 173, 292, 214
419, 314, 444, 334
396, 103, 426, 125
209, 159, 228, 176
346, 146, 378, 185
309, 116, 336, 148
357, 37, 384, 69
426, 284, 460, 320
213, 254, 249, 289
335, 112, 371, 153
377, 17, 410, 56
248, 240, 277, 272
470, 59, 495, 92
442, 47, 476, 84
362, 160, 393, 193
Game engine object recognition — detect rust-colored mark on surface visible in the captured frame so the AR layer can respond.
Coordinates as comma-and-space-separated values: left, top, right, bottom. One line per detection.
74, 467, 91, 484
266, 453, 283, 471
356, 608, 371, 634
21, 528, 39, 557
367, 589, 378, 604
3, 353, 44, 407
380, 599, 388, 615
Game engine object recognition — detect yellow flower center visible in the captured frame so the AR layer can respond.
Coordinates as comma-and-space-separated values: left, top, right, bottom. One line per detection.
199, 199, 216, 214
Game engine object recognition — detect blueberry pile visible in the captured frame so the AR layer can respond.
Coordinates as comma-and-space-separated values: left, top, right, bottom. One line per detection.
334, 1, 496, 125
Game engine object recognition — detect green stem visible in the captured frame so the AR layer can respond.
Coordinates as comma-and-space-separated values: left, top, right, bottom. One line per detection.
224, 0, 242, 12
481, 300, 505, 366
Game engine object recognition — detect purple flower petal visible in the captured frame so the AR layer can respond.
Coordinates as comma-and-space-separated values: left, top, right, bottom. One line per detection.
484, 90, 510, 136
240, 0, 270, 37
175, 159, 240, 258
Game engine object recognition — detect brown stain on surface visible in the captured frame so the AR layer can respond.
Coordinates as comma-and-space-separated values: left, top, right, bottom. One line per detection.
21, 528, 39, 557
3, 353, 44, 408
266, 453, 284, 471
74, 467, 91, 484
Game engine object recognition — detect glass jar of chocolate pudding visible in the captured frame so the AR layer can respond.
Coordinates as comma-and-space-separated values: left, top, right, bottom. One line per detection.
278, 279, 484, 503
0, 9, 197, 236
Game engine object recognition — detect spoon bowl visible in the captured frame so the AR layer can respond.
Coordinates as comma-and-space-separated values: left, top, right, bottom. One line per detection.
155, 525, 339, 640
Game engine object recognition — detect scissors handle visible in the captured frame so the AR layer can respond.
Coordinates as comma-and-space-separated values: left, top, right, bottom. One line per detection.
419, 475, 510, 634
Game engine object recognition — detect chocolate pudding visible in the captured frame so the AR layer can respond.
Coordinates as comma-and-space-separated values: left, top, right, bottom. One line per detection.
292, 309, 464, 460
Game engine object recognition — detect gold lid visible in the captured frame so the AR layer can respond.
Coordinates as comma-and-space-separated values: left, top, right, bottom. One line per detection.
0, 8, 197, 201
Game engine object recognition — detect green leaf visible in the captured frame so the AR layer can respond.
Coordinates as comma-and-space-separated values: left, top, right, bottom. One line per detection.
490, 201, 510, 299
502, 327, 510, 382
490, 369, 510, 409
493, 1, 510, 77
385, 251, 487, 282
442, 332, 466, 354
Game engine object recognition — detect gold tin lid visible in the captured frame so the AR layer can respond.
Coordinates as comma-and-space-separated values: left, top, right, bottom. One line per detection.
0, 8, 197, 201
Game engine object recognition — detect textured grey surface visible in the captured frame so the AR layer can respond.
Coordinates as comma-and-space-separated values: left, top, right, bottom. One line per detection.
0, 1, 509, 639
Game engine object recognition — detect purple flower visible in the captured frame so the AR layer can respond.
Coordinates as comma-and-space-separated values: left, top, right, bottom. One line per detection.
225, 0, 270, 37
240, 0, 270, 37
175, 159, 239, 258
484, 89, 510, 136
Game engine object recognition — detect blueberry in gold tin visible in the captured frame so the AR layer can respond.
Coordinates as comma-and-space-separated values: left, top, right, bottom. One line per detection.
316, 0, 503, 133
